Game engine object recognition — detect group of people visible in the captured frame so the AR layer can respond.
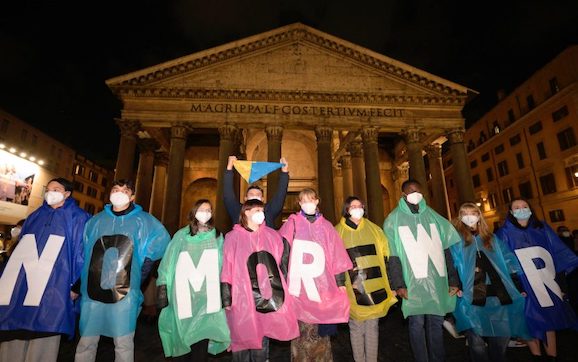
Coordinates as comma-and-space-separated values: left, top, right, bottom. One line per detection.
0, 155, 577, 362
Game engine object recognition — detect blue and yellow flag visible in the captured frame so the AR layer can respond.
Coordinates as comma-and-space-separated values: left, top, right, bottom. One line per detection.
233, 161, 283, 184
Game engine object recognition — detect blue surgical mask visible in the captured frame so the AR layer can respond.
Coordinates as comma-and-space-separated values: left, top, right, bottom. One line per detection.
512, 207, 532, 220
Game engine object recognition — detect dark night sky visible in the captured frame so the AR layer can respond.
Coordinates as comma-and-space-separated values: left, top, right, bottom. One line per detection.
1, 1, 578, 168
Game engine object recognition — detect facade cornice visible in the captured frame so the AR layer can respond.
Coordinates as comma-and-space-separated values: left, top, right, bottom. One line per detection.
114, 87, 467, 106
106, 23, 473, 98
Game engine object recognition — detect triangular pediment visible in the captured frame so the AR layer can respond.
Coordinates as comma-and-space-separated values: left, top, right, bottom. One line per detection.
107, 23, 474, 101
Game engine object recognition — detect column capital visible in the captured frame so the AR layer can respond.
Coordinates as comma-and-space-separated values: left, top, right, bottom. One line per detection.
401, 127, 425, 144
314, 126, 333, 143
348, 141, 363, 158
334, 166, 343, 177
137, 138, 159, 155
424, 143, 442, 159
116, 119, 141, 139
154, 152, 169, 167
218, 124, 238, 141
393, 163, 409, 181
265, 125, 284, 142
340, 154, 352, 169
446, 128, 466, 144
361, 126, 379, 145
170, 122, 192, 139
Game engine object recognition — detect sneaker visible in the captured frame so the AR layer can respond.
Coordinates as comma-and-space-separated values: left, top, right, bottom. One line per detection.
443, 320, 464, 338
508, 339, 527, 348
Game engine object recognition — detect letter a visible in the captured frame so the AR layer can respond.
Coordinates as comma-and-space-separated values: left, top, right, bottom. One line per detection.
288, 239, 325, 302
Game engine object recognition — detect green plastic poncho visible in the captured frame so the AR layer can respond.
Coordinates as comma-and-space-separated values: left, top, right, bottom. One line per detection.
383, 197, 461, 317
156, 227, 230, 357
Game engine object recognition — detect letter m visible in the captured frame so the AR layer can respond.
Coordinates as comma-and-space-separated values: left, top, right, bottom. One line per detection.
398, 224, 446, 279
0, 234, 65, 306
174, 249, 220, 319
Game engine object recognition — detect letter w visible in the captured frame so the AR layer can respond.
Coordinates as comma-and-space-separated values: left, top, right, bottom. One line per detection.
0, 234, 65, 306
398, 224, 446, 279
175, 249, 220, 319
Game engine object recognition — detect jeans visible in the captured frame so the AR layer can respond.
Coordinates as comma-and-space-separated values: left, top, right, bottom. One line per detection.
408, 314, 444, 362
465, 330, 509, 362
74, 332, 135, 362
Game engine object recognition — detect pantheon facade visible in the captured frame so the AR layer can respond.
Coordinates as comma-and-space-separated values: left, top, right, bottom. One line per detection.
106, 23, 476, 234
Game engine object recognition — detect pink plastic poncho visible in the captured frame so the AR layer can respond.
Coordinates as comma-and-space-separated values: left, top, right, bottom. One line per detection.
221, 224, 299, 352
279, 213, 352, 324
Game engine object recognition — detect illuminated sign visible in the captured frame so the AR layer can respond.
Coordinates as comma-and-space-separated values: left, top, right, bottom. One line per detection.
0, 149, 39, 221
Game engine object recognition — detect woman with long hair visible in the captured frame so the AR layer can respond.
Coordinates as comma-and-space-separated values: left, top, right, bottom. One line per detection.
156, 199, 230, 361
221, 199, 299, 362
450, 202, 528, 362
496, 198, 578, 361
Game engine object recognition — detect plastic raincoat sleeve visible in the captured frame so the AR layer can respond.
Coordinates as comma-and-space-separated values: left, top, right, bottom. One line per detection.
279, 213, 352, 324
156, 228, 230, 357
450, 235, 529, 338
382, 199, 461, 318
221, 225, 299, 352
336, 218, 397, 321
496, 219, 578, 340
141, 213, 171, 262
0, 199, 90, 338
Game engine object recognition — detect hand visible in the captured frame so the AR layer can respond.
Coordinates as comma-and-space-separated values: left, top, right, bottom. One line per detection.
449, 286, 460, 296
280, 157, 288, 172
339, 286, 346, 292
521, 292, 527, 297
396, 288, 408, 300
70, 291, 79, 301
227, 156, 237, 170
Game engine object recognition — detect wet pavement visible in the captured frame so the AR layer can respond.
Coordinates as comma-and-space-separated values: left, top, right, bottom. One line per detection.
57, 304, 578, 361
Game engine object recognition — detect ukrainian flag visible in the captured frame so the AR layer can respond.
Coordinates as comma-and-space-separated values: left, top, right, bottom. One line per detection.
233, 160, 284, 184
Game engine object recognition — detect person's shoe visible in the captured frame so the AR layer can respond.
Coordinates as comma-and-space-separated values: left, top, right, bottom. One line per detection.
508, 339, 527, 347
442, 320, 464, 338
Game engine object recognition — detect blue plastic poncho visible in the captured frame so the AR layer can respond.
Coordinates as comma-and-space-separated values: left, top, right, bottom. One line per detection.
0, 198, 90, 337
450, 234, 529, 338
79, 204, 170, 337
496, 218, 578, 340
157, 227, 230, 357
383, 197, 460, 317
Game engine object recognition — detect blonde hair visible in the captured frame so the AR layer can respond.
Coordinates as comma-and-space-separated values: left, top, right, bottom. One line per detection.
451, 202, 494, 250
299, 188, 319, 202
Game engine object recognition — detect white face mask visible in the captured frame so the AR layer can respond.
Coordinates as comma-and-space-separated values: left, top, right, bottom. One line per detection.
301, 202, 317, 215
11, 226, 21, 240
195, 211, 212, 224
405, 192, 423, 205
461, 215, 479, 227
349, 208, 364, 220
110, 192, 131, 207
45, 191, 65, 205
251, 211, 265, 225
562, 231, 571, 238
247, 195, 262, 201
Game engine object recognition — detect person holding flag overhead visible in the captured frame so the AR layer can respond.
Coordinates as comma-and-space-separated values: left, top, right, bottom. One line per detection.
0, 177, 90, 362
383, 179, 461, 362
224, 155, 289, 228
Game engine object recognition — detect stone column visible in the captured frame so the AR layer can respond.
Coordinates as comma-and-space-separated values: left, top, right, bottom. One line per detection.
348, 141, 367, 203
266, 126, 284, 228
403, 128, 430, 201
425, 143, 450, 218
340, 154, 353, 199
393, 164, 410, 201
361, 127, 385, 225
334, 166, 344, 216
215, 124, 238, 233
114, 119, 139, 180
315, 126, 336, 223
134, 139, 158, 211
447, 128, 476, 205
149, 153, 168, 220
162, 124, 189, 235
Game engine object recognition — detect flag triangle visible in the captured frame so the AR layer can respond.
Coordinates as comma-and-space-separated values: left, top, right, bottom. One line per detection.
233, 161, 284, 183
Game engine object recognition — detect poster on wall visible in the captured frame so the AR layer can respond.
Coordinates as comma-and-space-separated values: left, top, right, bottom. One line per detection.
0, 149, 38, 223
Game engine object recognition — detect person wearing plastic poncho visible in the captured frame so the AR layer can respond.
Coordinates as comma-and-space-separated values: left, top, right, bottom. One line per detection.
279, 188, 353, 362
450, 202, 529, 362
221, 199, 299, 361
75, 180, 170, 362
0, 178, 90, 362
156, 199, 230, 360
335, 196, 397, 362
496, 198, 578, 361
383, 180, 460, 362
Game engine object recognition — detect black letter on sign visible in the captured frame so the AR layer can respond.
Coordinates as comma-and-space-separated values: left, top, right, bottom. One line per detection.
472, 251, 512, 306
247, 251, 284, 313
87, 235, 134, 304
347, 244, 389, 306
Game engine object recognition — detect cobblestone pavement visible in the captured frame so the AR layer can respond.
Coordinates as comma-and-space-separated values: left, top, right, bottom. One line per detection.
57, 304, 578, 361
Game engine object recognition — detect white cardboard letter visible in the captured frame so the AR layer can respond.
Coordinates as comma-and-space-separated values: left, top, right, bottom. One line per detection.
398, 224, 446, 279
288, 238, 325, 302
515, 246, 562, 307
